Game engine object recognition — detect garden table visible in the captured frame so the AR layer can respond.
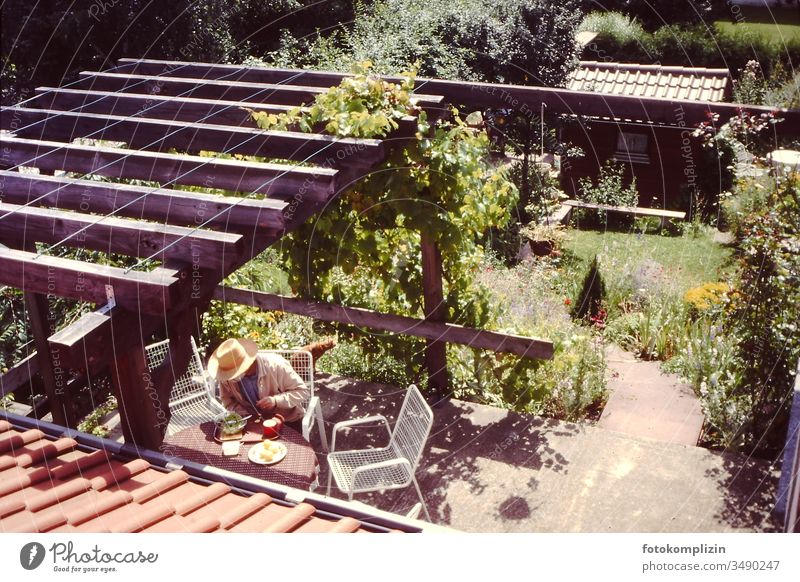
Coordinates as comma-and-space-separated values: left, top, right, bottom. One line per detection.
161, 420, 319, 490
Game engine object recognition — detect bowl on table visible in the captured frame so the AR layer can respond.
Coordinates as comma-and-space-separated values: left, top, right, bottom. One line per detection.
214, 411, 248, 437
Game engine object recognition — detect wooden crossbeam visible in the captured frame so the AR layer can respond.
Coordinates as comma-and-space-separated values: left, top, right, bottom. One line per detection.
0, 136, 337, 201
0, 352, 39, 397
0, 247, 181, 314
1, 107, 385, 167
31, 88, 421, 141
214, 286, 554, 360
0, 171, 288, 233
81, 69, 445, 109
0, 202, 244, 272
33, 87, 293, 127
79, 71, 339, 106
115, 58, 800, 133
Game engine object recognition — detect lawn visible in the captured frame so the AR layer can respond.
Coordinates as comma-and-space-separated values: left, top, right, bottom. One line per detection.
561, 226, 734, 299
715, 6, 800, 42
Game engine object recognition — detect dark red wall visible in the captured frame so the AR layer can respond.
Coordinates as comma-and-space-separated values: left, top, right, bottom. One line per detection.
560, 120, 704, 211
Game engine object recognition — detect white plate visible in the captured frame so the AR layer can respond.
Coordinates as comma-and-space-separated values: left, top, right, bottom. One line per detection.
247, 441, 287, 465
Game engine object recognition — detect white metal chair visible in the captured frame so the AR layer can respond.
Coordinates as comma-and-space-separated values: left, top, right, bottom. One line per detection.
258, 349, 328, 451
326, 384, 433, 521
145, 336, 225, 436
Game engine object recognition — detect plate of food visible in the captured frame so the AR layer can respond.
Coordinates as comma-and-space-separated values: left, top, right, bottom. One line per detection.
248, 440, 287, 465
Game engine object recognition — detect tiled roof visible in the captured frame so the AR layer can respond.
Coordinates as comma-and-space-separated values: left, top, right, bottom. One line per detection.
0, 413, 438, 533
569, 61, 730, 102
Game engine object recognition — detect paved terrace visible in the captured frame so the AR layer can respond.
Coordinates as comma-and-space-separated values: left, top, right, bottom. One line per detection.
312, 374, 780, 533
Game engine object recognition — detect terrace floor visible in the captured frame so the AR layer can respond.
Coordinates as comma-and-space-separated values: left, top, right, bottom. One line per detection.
313, 374, 781, 533
91, 371, 781, 532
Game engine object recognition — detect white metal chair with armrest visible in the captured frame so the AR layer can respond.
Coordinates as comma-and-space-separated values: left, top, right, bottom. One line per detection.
326, 384, 433, 521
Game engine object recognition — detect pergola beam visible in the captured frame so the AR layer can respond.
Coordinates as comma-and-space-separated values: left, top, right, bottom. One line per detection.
0, 201, 244, 271
115, 58, 800, 133
214, 286, 555, 360
2, 107, 385, 167
33, 87, 294, 127
0, 247, 182, 314
0, 136, 337, 201
0, 171, 289, 233
79, 70, 444, 110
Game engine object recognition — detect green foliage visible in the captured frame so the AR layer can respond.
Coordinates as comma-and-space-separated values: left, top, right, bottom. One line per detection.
0, 288, 29, 372
270, 0, 582, 86
471, 253, 607, 420
77, 395, 118, 438
254, 64, 518, 334
579, 2, 727, 31
606, 297, 688, 361
667, 174, 800, 454
1, 1, 352, 104
765, 72, 800, 109
0, 392, 14, 411
579, 11, 645, 43
724, 173, 800, 452
576, 161, 639, 226
318, 340, 421, 388
721, 176, 770, 238
252, 61, 416, 138
733, 60, 768, 105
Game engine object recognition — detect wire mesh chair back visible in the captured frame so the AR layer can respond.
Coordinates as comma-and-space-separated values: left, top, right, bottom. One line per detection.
258, 349, 314, 405
145, 336, 223, 435
389, 385, 434, 468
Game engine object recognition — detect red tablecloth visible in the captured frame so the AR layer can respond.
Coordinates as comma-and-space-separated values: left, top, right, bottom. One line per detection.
161, 421, 319, 490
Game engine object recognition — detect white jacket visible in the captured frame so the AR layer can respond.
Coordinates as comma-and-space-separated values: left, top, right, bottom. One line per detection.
219, 352, 309, 422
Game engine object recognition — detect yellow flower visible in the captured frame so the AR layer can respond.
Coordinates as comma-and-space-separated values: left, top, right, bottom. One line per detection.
684, 282, 729, 311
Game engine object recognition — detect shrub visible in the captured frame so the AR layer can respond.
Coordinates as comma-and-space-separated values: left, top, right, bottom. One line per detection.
318, 339, 421, 388
721, 176, 770, 237
683, 282, 729, 313
576, 161, 639, 226
270, 0, 583, 86
448, 331, 606, 422
572, 255, 606, 322
578, 12, 646, 44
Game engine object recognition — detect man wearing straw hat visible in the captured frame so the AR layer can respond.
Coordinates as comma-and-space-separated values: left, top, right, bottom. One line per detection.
208, 338, 309, 423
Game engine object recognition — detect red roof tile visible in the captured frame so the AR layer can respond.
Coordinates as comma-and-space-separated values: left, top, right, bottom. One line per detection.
0, 414, 437, 533
569, 61, 730, 103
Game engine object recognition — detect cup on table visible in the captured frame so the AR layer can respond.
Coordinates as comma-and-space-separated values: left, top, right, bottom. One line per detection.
262, 414, 284, 439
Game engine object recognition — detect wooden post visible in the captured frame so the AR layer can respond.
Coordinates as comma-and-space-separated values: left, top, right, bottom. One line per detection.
420, 233, 449, 400
23, 291, 73, 426
110, 340, 169, 449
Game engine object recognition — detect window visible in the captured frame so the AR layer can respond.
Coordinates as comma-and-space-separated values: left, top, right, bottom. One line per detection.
613, 132, 650, 164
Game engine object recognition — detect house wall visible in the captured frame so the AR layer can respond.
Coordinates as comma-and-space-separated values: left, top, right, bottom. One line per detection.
560, 120, 705, 211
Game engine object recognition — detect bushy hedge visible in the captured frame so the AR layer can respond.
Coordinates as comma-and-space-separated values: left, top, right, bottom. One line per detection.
270, 0, 583, 85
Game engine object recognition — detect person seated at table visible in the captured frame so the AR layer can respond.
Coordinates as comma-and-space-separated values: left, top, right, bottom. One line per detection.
208, 338, 310, 424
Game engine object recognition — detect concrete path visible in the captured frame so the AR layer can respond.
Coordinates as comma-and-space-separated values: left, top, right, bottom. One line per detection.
314, 374, 779, 533
598, 344, 704, 445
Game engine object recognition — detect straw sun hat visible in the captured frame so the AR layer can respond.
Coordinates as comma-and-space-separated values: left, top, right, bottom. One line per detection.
207, 338, 259, 382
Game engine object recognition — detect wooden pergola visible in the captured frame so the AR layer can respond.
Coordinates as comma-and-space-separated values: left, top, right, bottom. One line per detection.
1, 58, 796, 449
